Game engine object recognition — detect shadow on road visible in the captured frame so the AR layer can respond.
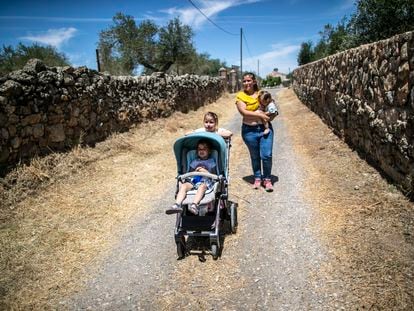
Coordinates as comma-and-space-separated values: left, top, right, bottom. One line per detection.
242, 174, 279, 185
179, 222, 233, 262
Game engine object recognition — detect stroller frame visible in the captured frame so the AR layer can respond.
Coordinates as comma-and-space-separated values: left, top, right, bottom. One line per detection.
172, 132, 237, 260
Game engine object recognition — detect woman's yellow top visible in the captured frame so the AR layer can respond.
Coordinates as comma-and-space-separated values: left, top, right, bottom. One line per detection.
236, 91, 259, 111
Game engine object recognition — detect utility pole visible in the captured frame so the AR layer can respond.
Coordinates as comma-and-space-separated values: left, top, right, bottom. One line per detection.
257, 59, 260, 77
95, 49, 101, 72
240, 27, 243, 77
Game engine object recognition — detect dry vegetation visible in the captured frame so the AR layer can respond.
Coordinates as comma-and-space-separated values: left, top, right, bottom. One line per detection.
0, 93, 236, 309
1, 88, 413, 309
278, 88, 414, 309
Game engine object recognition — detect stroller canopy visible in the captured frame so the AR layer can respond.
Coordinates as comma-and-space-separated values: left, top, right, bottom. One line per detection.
173, 132, 228, 176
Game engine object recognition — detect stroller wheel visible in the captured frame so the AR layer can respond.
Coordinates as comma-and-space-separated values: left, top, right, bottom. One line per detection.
176, 238, 186, 260
230, 202, 238, 234
211, 243, 219, 260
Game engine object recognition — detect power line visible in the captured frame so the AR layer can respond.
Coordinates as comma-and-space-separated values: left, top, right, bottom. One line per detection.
242, 30, 253, 58
187, 0, 238, 36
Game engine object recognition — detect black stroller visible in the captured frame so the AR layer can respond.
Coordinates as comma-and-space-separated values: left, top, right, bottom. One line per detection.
172, 132, 237, 260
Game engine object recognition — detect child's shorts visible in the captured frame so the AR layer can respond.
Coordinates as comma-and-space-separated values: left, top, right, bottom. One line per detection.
186, 176, 214, 190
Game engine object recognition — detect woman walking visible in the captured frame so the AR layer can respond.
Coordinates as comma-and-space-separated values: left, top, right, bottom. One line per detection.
235, 72, 276, 192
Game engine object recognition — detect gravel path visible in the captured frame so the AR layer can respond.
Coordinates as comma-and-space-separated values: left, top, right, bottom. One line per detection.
65, 88, 342, 310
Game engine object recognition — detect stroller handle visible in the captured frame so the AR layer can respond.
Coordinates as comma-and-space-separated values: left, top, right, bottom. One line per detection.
178, 171, 220, 182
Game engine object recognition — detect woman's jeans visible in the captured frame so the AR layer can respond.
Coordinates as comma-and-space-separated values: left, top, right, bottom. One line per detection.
241, 123, 274, 180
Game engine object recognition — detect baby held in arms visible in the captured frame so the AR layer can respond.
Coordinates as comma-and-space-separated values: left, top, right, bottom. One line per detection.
258, 90, 278, 135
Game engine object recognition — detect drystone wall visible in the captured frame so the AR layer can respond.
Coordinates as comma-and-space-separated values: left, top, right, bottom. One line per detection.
293, 31, 414, 195
0, 59, 224, 173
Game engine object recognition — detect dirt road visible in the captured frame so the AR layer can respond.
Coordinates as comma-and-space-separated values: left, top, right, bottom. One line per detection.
3, 88, 413, 310
64, 88, 332, 310
62, 88, 413, 310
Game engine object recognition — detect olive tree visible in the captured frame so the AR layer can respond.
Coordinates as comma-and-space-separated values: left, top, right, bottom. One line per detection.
98, 13, 195, 75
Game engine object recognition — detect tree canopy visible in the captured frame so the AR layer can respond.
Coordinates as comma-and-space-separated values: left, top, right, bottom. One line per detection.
0, 43, 69, 76
297, 0, 414, 65
349, 0, 414, 45
175, 52, 227, 76
98, 13, 195, 75
261, 75, 282, 87
297, 41, 314, 66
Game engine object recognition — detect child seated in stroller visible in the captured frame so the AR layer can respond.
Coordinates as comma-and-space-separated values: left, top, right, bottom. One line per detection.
166, 138, 216, 215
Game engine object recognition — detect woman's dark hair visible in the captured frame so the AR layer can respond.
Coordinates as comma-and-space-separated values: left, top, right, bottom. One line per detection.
243, 72, 259, 92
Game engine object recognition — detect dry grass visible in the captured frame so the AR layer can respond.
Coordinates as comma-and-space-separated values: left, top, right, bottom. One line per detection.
2, 88, 413, 309
278, 88, 414, 309
0, 93, 236, 309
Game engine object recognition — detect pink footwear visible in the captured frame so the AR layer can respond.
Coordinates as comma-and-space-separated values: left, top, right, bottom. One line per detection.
252, 178, 261, 189
263, 179, 273, 192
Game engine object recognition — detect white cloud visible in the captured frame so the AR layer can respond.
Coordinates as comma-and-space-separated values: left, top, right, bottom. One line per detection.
164, 0, 262, 28
20, 27, 77, 48
243, 44, 300, 76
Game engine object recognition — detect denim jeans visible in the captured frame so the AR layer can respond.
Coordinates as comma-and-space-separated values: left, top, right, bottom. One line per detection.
241, 123, 274, 180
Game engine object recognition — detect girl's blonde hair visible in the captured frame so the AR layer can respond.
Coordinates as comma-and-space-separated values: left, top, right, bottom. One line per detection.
204, 111, 219, 131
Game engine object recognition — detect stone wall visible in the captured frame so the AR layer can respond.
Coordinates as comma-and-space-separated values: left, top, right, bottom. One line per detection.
0, 59, 224, 173
293, 31, 414, 195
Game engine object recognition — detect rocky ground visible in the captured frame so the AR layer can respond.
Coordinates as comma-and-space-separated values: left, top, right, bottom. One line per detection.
1, 88, 413, 310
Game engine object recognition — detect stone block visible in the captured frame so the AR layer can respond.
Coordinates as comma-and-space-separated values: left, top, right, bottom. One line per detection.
396, 83, 409, 105
0, 80, 23, 97
23, 58, 46, 74
20, 141, 38, 158
21, 114, 41, 126
400, 42, 408, 61
32, 124, 44, 138
47, 124, 66, 142
384, 73, 397, 91
0, 113, 6, 125
1, 128, 9, 140
8, 125, 16, 136
21, 126, 33, 137
47, 114, 63, 124
8, 114, 19, 124
0, 146, 9, 163
68, 117, 78, 127
11, 137, 21, 149
38, 71, 58, 84
8, 70, 37, 84
397, 62, 410, 83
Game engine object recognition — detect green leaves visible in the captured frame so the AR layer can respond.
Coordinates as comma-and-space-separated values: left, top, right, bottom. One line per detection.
296, 0, 414, 66
297, 41, 314, 66
349, 0, 414, 45
98, 14, 196, 75
0, 43, 69, 76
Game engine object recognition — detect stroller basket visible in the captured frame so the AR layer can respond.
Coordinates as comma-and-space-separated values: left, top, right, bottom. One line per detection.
181, 215, 215, 231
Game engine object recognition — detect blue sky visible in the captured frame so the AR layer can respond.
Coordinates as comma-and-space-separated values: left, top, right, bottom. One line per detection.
0, 0, 356, 77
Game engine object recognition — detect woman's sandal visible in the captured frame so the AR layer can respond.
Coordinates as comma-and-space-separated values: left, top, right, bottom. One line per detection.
188, 203, 199, 215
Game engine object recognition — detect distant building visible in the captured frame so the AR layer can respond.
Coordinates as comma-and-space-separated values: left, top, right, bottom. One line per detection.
267, 69, 288, 81
218, 65, 241, 93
